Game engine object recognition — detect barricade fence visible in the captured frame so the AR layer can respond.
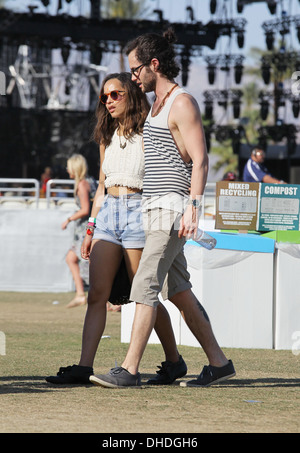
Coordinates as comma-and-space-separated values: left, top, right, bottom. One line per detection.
0, 178, 217, 215
0, 178, 40, 206
0, 178, 75, 209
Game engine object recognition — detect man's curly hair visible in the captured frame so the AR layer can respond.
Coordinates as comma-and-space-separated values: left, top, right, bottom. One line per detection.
125, 28, 180, 80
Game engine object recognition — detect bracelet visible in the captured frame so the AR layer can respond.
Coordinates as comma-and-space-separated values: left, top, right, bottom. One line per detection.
86, 228, 94, 236
86, 224, 95, 235
88, 217, 96, 225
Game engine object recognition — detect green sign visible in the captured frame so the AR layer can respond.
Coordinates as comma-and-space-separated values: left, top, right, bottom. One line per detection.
257, 183, 300, 231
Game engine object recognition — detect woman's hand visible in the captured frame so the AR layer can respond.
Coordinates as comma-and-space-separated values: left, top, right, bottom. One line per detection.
81, 234, 93, 260
61, 218, 70, 230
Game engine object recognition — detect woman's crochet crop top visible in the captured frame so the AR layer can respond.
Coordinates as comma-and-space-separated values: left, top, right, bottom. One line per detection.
102, 130, 144, 189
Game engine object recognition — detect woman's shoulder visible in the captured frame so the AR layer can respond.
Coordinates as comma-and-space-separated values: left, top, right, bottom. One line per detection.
77, 178, 91, 192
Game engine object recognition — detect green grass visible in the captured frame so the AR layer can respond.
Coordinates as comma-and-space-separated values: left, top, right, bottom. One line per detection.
0, 291, 299, 433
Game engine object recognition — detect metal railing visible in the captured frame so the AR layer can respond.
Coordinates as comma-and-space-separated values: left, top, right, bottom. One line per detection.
0, 178, 217, 211
0, 178, 40, 207
45, 179, 75, 208
0, 177, 76, 209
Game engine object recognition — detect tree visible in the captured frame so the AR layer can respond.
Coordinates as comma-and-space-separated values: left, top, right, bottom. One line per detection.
101, 0, 149, 19
101, 0, 149, 71
211, 141, 238, 177
241, 81, 261, 143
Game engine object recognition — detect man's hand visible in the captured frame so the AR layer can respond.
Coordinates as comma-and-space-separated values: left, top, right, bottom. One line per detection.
178, 204, 199, 239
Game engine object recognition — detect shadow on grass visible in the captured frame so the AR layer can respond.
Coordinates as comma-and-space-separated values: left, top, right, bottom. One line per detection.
0, 375, 92, 394
173, 376, 300, 388
216, 377, 300, 388
1, 375, 300, 394
142, 374, 300, 388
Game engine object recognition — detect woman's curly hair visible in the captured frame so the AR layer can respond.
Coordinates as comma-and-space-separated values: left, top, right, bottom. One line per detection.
93, 72, 150, 147
125, 28, 180, 80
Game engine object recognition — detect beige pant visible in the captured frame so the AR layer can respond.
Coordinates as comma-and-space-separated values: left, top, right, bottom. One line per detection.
130, 208, 191, 307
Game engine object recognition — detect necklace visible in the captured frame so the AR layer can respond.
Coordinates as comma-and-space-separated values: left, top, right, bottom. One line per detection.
152, 83, 178, 117
117, 128, 127, 149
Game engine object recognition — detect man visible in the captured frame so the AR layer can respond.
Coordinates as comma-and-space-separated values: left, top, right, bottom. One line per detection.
243, 147, 284, 183
90, 29, 235, 388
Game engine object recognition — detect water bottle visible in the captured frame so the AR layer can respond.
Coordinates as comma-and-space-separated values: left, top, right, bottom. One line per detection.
193, 228, 217, 250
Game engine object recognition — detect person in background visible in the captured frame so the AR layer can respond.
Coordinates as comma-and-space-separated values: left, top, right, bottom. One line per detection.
40, 166, 52, 197
222, 171, 237, 181
243, 147, 285, 183
62, 154, 97, 308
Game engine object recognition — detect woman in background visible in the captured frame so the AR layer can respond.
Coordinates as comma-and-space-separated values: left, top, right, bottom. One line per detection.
62, 153, 97, 308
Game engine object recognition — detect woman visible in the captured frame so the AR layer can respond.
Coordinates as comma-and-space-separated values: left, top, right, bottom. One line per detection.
46, 73, 186, 385
63, 154, 97, 308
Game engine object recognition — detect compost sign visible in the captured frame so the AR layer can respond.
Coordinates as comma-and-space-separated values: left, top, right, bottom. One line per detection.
258, 184, 300, 231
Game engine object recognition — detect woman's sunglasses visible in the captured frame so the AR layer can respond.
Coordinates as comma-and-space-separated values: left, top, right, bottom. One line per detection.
100, 90, 125, 104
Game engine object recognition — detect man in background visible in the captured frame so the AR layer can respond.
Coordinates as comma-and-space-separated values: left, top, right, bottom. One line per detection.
243, 147, 285, 183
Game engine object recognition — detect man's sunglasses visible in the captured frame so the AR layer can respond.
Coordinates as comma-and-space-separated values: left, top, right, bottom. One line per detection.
99, 90, 125, 104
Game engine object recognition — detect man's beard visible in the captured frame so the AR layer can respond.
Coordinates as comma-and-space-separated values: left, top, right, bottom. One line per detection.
142, 77, 156, 94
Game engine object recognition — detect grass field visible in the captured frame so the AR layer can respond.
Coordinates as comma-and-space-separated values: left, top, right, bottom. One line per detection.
0, 291, 299, 434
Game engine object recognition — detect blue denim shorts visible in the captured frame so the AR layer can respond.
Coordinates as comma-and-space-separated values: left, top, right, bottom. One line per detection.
93, 193, 145, 249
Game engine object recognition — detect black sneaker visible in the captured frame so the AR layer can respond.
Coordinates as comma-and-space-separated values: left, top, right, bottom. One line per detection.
89, 367, 141, 388
146, 355, 187, 385
180, 360, 235, 387
45, 364, 93, 385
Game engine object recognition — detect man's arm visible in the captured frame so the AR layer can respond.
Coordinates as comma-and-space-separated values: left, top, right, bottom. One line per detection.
262, 174, 284, 184
170, 94, 208, 238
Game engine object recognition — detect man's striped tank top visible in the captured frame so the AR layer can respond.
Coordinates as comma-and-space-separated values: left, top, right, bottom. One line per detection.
142, 87, 193, 198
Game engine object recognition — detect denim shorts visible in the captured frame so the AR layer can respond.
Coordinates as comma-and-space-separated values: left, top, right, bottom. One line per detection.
93, 193, 145, 249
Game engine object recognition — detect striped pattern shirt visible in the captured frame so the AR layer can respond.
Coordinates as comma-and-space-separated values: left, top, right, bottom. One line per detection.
142, 88, 193, 199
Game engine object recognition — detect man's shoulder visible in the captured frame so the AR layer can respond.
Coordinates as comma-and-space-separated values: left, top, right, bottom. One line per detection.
244, 158, 260, 171
170, 89, 200, 120
172, 89, 194, 105
251, 159, 261, 170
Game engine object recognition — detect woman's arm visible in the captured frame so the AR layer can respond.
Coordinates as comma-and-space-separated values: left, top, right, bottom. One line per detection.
61, 179, 91, 230
90, 144, 106, 218
81, 144, 106, 259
